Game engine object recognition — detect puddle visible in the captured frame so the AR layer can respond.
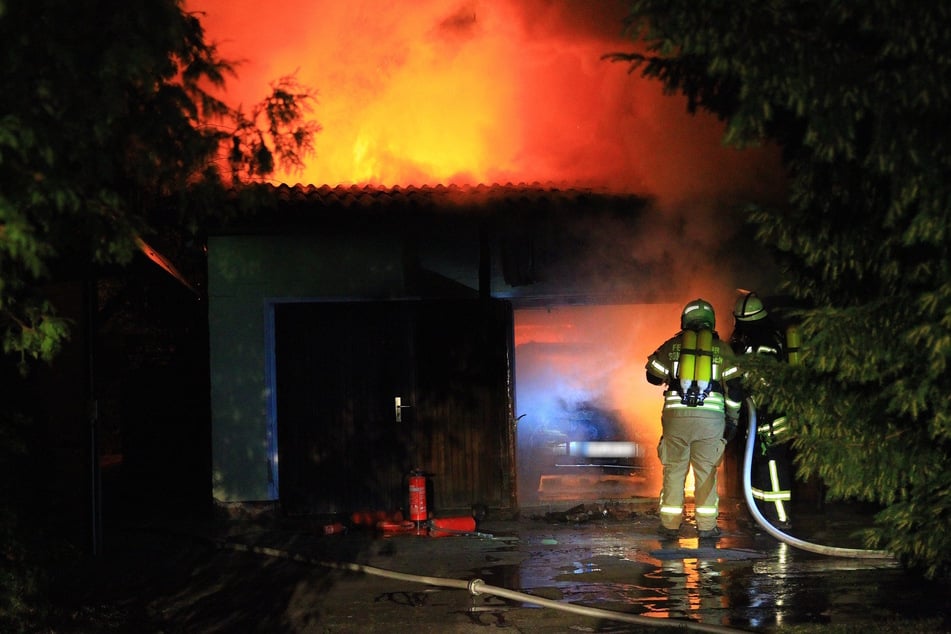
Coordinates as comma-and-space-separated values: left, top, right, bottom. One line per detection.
461, 514, 950, 630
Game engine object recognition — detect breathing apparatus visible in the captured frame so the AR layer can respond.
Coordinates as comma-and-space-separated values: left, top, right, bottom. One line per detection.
678, 327, 714, 406
677, 299, 717, 406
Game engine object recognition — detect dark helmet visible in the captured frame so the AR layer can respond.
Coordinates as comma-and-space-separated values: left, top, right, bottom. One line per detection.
733, 292, 767, 322
681, 298, 715, 330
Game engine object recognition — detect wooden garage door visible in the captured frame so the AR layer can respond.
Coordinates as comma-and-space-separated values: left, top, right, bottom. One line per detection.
275, 299, 514, 516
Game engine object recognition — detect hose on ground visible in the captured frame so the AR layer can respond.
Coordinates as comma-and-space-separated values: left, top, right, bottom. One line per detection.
742, 398, 893, 559
213, 398, 889, 633
221, 540, 748, 634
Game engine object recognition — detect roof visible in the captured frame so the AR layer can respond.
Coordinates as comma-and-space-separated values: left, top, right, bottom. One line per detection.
247, 181, 644, 206
211, 182, 665, 305
215, 182, 651, 234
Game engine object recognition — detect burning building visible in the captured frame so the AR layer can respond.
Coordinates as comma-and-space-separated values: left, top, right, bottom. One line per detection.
207, 183, 773, 514
196, 0, 786, 515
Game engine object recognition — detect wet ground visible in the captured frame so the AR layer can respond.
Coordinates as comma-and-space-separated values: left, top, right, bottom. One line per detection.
53, 496, 949, 633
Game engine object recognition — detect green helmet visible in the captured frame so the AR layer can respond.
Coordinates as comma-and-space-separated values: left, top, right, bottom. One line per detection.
733, 292, 767, 322
681, 298, 715, 330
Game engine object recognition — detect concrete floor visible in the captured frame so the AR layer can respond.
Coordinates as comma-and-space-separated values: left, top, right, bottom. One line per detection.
126, 496, 946, 633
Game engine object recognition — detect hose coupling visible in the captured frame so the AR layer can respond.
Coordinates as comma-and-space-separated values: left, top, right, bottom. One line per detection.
467, 578, 485, 596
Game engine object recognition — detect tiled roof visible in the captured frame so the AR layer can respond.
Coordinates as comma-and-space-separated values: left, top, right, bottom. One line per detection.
218, 182, 649, 232
239, 181, 643, 207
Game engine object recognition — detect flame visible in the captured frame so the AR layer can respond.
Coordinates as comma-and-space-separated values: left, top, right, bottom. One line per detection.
185, 0, 783, 199
188, 0, 782, 502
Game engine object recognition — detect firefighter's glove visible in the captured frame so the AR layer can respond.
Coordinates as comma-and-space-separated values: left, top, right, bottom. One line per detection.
724, 417, 738, 442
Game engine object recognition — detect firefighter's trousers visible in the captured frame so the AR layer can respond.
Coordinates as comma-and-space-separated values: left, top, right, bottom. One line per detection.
751, 438, 793, 526
657, 410, 726, 532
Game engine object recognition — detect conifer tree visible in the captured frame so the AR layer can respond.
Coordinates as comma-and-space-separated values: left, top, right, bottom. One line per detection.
611, 1, 951, 577
0, 1, 319, 627
0, 0, 318, 366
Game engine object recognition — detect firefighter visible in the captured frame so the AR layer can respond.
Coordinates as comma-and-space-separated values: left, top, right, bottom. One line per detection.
645, 299, 742, 540
729, 291, 794, 530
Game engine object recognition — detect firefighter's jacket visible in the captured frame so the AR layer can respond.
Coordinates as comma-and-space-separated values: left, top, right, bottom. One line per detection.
729, 318, 792, 443
645, 330, 743, 421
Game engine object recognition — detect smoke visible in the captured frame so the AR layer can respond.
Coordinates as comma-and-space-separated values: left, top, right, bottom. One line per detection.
514, 303, 681, 500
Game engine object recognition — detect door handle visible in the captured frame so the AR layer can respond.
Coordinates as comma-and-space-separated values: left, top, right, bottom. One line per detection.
395, 396, 412, 423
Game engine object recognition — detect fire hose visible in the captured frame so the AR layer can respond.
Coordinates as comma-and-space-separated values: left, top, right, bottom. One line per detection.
741, 398, 893, 559
214, 399, 890, 634
220, 540, 747, 633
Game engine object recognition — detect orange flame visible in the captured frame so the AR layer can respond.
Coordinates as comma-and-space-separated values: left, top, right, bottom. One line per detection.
186, 0, 783, 199
187, 1, 780, 502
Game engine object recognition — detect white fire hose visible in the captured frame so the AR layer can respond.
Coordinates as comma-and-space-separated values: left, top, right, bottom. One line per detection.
222, 540, 747, 633
216, 398, 891, 634
741, 398, 893, 559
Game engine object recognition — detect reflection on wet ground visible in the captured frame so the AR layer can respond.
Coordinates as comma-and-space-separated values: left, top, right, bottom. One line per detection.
455, 500, 949, 631
202, 497, 948, 632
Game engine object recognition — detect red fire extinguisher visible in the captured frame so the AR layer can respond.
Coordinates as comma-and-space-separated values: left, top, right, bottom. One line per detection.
428, 515, 477, 537
408, 469, 428, 530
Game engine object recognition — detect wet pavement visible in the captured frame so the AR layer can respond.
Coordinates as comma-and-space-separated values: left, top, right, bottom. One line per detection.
167, 497, 950, 633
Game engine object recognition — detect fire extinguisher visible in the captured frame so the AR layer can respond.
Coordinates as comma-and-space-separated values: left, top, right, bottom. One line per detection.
408, 469, 428, 531
428, 515, 477, 537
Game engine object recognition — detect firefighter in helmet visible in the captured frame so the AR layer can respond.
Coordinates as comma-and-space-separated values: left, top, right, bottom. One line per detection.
645, 299, 743, 540
729, 291, 795, 530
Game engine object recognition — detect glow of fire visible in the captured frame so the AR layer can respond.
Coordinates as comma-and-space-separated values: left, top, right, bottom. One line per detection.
186, 0, 783, 200
189, 0, 780, 501
514, 304, 681, 495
